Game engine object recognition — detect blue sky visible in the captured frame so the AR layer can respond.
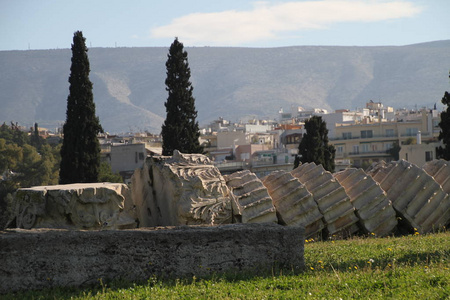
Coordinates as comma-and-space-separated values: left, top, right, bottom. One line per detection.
1, 0, 449, 50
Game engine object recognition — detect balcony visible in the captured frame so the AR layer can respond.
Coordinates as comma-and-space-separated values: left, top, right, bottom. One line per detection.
348, 151, 391, 157
331, 134, 398, 141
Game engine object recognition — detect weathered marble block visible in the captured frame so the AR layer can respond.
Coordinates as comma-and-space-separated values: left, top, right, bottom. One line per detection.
224, 170, 277, 224
291, 163, 359, 237
334, 168, 397, 236
131, 150, 234, 226
262, 170, 324, 238
367, 160, 450, 233
6, 183, 135, 230
423, 159, 450, 194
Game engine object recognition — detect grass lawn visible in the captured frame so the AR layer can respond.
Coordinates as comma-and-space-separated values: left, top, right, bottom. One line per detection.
3, 231, 449, 299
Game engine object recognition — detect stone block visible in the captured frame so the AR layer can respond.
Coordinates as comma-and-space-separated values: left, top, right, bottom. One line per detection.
0, 224, 305, 293
224, 170, 277, 224
131, 151, 234, 226
368, 160, 450, 233
334, 168, 397, 236
6, 183, 135, 230
292, 163, 359, 237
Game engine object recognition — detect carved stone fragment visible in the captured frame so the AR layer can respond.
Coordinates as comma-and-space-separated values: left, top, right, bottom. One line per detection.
224, 170, 277, 224
7, 183, 136, 230
367, 160, 450, 233
334, 168, 397, 236
262, 170, 323, 238
131, 150, 234, 226
291, 163, 359, 237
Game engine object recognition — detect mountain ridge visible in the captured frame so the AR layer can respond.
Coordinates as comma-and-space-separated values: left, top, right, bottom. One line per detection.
1, 40, 449, 133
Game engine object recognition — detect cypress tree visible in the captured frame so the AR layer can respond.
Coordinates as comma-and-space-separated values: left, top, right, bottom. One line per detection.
30, 123, 42, 150
161, 38, 203, 156
59, 31, 102, 184
437, 91, 450, 160
294, 116, 335, 172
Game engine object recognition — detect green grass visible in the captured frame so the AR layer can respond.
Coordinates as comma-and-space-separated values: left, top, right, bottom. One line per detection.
4, 231, 449, 299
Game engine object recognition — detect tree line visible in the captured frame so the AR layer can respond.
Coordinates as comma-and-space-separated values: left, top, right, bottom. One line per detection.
0, 122, 60, 198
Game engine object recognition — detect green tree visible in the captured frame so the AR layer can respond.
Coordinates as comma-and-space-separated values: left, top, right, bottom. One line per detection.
98, 162, 123, 183
294, 116, 335, 172
0, 122, 29, 146
161, 38, 203, 156
59, 31, 103, 184
387, 141, 401, 161
0, 138, 22, 174
30, 123, 43, 150
437, 91, 450, 160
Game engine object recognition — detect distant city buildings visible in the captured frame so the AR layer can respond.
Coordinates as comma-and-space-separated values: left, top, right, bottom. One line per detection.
16, 99, 444, 179
199, 101, 442, 174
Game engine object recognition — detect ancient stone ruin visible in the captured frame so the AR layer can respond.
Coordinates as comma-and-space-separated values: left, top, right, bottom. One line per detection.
131, 150, 234, 227
334, 168, 397, 236
5, 183, 136, 230
0, 224, 304, 293
224, 170, 278, 224
4, 152, 449, 236
261, 170, 323, 237
291, 163, 360, 237
2, 152, 450, 293
367, 160, 450, 234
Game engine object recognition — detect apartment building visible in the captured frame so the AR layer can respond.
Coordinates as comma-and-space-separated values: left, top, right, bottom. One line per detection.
330, 109, 440, 168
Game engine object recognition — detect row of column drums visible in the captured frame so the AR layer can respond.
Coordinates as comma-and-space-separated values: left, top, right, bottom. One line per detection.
224, 159, 450, 239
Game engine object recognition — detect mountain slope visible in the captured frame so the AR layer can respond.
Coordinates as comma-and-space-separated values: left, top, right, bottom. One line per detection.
1, 41, 449, 133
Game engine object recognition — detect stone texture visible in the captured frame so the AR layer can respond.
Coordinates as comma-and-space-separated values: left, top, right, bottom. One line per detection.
291, 163, 359, 237
367, 160, 450, 233
262, 171, 324, 238
6, 183, 136, 230
131, 151, 234, 226
224, 170, 277, 224
0, 224, 305, 293
423, 159, 450, 194
334, 168, 397, 236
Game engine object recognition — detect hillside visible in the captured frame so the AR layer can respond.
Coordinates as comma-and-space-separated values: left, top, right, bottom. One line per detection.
1, 40, 449, 133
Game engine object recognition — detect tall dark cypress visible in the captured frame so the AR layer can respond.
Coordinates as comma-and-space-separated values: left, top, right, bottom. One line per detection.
294, 116, 335, 172
161, 38, 203, 156
437, 91, 450, 160
59, 31, 102, 184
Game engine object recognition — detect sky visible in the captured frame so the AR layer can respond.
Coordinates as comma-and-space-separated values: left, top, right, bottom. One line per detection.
0, 0, 449, 51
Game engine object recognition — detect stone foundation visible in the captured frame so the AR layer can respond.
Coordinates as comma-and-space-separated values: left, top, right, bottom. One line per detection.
0, 223, 304, 293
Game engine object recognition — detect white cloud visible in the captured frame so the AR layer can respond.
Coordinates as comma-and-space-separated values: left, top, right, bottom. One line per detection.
150, 0, 422, 45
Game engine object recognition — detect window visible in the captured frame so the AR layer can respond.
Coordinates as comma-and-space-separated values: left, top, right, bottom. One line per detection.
336, 146, 344, 154
139, 152, 145, 160
406, 128, 418, 136
343, 132, 352, 139
361, 144, 370, 153
353, 145, 359, 154
361, 130, 373, 138
425, 151, 433, 162
384, 143, 393, 150
385, 129, 394, 137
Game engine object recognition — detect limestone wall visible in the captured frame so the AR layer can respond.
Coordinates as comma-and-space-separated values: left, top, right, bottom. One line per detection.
0, 224, 305, 293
